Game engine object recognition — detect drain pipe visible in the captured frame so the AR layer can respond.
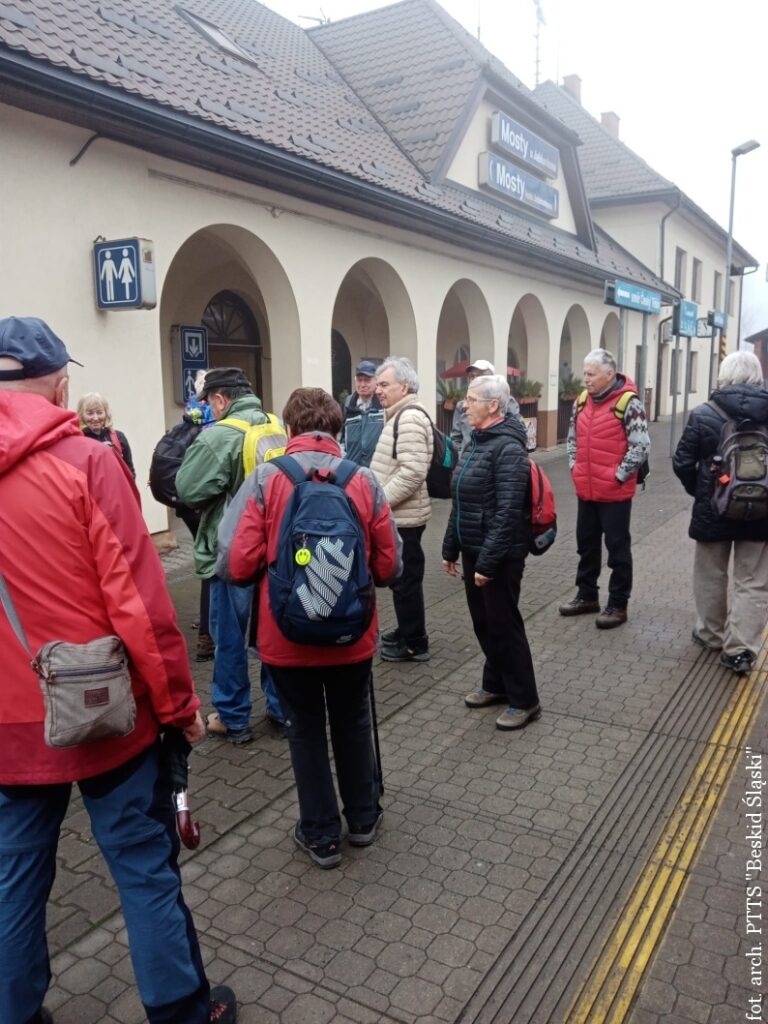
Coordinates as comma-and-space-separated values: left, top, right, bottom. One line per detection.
659, 191, 683, 282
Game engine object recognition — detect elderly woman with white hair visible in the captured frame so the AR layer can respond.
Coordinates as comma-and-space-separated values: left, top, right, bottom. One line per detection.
673, 350, 768, 674
442, 375, 540, 730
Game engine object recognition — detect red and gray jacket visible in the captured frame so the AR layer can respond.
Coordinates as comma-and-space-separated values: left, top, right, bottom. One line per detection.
216, 432, 402, 667
568, 375, 649, 502
0, 392, 200, 785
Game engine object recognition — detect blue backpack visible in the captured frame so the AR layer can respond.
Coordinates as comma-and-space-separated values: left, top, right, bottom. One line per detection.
267, 455, 375, 646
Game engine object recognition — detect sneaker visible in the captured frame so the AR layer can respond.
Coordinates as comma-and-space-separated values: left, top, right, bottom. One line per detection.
293, 822, 341, 868
558, 597, 600, 617
720, 651, 754, 674
195, 633, 215, 662
380, 628, 400, 645
206, 712, 253, 746
495, 705, 541, 731
348, 811, 383, 847
209, 984, 237, 1023
465, 689, 507, 708
691, 628, 722, 651
380, 640, 430, 662
595, 606, 628, 629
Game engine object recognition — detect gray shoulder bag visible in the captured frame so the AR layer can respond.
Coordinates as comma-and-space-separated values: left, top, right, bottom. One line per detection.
0, 572, 136, 749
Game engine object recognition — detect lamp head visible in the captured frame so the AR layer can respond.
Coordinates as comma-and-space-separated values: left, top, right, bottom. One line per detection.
732, 139, 760, 158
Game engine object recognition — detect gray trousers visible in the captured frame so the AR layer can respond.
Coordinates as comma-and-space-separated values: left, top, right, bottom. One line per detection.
693, 540, 768, 658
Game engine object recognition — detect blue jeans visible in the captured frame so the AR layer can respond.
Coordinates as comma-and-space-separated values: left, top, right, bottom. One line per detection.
209, 577, 253, 730
0, 743, 209, 1024
270, 660, 381, 843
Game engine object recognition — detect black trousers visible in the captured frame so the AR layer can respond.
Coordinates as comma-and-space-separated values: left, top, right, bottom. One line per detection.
461, 551, 539, 710
575, 498, 633, 608
390, 525, 427, 646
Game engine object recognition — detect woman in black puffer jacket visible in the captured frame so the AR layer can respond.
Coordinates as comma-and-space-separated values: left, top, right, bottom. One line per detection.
673, 351, 768, 673
442, 374, 540, 731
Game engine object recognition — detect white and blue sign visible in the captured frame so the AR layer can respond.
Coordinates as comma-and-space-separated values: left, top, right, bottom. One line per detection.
491, 112, 560, 179
479, 152, 559, 218
179, 326, 208, 402
93, 238, 156, 310
675, 300, 698, 338
612, 280, 662, 315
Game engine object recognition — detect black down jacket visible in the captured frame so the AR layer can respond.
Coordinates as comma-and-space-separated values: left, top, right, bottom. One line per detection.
673, 383, 768, 542
442, 415, 530, 575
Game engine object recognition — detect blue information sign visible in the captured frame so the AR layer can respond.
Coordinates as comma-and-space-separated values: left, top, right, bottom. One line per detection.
490, 111, 560, 179
675, 300, 698, 338
612, 280, 662, 315
708, 309, 726, 330
94, 238, 142, 308
479, 152, 559, 218
179, 326, 208, 402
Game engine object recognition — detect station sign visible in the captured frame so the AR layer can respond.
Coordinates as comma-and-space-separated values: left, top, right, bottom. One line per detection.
490, 111, 560, 179
604, 279, 662, 315
93, 237, 156, 310
673, 300, 698, 338
478, 152, 559, 218
707, 309, 726, 330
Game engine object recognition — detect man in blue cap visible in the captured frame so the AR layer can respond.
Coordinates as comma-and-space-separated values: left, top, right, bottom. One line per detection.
0, 317, 237, 1024
342, 359, 385, 467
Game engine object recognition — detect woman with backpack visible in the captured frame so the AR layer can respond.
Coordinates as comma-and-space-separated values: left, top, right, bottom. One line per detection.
77, 391, 135, 477
216, 387, 401, 868
673, 350, 768, 674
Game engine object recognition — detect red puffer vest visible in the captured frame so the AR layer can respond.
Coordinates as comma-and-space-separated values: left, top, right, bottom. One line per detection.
573, 377, 637, 502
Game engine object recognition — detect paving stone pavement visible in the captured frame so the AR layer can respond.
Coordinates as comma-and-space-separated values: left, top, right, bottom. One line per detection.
44, 421, 766, 1024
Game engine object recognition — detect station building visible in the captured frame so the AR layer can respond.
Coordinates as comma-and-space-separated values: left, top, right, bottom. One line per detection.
1, 0, 748, 533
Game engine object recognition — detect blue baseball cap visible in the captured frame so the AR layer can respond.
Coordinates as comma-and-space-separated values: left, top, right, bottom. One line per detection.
0, 317, 82, 380
355, 360, 378, 377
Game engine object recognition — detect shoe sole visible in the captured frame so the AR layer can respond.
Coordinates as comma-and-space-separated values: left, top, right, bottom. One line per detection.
380, 649, 430, 662
348, 813, 383, 847
206, 714, 253, 746
496, 708, 542, 731
595, 617, 628, 630
293, 831, 342, 868
465, 695, 507, 708
558, 606, 600, 617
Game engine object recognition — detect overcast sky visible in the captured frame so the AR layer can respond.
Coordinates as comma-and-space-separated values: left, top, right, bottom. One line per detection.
264, 0, 768, 337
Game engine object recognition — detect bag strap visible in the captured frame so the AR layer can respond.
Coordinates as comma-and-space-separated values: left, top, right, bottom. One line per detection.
707, 400, 730, 424
0, 571, 33, 657
392, 404, 433, 460
273, 453, 307, 486
218, 417, 251, 434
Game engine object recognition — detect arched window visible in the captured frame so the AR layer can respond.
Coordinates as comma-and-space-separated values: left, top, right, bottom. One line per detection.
202, 291, 262, 397
332, 330, 352, 402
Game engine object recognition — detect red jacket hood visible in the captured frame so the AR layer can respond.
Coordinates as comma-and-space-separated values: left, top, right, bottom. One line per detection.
0, 392, 81, 477
285, 431, 342, 458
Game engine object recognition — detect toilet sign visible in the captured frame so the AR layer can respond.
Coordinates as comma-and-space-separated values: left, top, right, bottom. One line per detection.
172, 325, 209, 404
93, 238, 156, 309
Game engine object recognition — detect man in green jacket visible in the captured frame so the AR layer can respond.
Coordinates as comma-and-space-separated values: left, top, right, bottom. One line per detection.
176, 367, 278, 744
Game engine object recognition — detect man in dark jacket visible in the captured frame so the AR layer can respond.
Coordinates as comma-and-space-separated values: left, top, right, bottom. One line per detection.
342, 360, 385, 467
0, 317, 236, 1024
673, 350, 768, 674
442, 375, 540, 731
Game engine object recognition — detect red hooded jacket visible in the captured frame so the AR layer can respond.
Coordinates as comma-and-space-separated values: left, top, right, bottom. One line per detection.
0, 392, 200, 784
217, 432, 402, 667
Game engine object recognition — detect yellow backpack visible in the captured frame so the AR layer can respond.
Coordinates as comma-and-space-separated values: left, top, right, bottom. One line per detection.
219, 413, 287, 477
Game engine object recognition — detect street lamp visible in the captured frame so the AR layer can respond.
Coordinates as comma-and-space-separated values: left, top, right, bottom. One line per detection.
723, 139, 760, 346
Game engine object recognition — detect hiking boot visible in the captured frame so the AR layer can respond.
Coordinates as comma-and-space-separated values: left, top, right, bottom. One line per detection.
380, 639, 430, 662
596, 606, 628, 629
495, 705, 541, 731
380, 628, 400, 645
293, 822, 341, 868
465, 689, 507, 708
195, 633, 215, 662
720, 651, 754, 674
691, 628, 722, 651
558, 597, 600, 616
209, 985, 237, 1023
348, 810, 384, 847
206, 712, 253, 746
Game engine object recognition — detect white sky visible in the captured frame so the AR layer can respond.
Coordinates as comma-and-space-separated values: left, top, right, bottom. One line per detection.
264, 0, 768, 337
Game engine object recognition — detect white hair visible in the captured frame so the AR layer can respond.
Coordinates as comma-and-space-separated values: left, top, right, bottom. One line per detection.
377, 356, 419, 393
584, 348, 617, 373
718, 350, 764, 387
468, 374, 510, 413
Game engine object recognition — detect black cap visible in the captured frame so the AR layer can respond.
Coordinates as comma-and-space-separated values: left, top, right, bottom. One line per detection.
198, 367, 252, 400
0, 316, 83, 380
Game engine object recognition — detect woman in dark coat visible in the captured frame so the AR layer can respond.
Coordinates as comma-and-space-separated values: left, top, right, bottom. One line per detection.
77, 391, 135, 477
673, 350, 768, 674
442, 374, 540, 730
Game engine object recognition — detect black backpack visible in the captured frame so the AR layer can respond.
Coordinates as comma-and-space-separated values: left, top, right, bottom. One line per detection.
392, 405, 457, 500
708, 402, 768, 521
149, 415, 202, 508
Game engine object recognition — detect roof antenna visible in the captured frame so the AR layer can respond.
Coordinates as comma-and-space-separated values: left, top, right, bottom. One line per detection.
477, 0, 481, 41
533, 0, 546, 85
298, 9, 329, 25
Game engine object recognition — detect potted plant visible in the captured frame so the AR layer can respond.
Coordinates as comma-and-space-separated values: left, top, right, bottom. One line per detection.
437, 377, 465, 412
511, 373, 542, 410
559, 374, 583, 401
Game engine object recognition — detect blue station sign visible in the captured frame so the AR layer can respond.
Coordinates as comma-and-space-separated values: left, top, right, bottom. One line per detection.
675, 300, 699, 338
707, 309, 726, 330
490, 112, 560, 179
611, 280, 662, 315
479, 152, 559, 219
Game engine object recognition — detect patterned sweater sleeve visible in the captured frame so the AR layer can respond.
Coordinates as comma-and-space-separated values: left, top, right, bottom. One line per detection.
618, 396, 651, 481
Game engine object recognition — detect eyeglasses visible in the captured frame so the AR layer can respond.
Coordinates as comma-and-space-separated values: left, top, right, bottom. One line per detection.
465, 396, 494, 405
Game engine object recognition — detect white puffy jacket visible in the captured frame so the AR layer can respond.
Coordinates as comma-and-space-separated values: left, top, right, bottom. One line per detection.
370, 393, 433, 528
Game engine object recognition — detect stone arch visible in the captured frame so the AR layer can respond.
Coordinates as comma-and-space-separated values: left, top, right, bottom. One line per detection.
507, 293, 550, 388
600, 311, 620, 351
159, 224, 300, 424
331, 257, 417, 371
435, 278, 494, 372
558, 304, 592, 389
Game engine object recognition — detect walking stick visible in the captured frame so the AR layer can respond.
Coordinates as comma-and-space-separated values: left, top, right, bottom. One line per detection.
369, 672, 384, 796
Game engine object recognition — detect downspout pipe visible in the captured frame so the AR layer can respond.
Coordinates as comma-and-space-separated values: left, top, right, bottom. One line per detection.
659, 191, 683, 283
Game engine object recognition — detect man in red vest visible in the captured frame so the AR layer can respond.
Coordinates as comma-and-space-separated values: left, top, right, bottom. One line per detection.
559, 348, 650, 628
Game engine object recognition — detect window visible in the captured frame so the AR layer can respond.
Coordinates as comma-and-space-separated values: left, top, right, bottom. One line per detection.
691, 258, 702, 302
713, 271, 722, 308
177, 8, 260, 66
687, 351, 698, 393
674, 247, 687, 292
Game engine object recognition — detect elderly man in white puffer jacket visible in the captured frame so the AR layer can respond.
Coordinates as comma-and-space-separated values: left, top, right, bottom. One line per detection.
370, 356, 433, 662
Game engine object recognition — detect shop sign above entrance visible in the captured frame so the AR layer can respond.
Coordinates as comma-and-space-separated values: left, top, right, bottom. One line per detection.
171, 324, 208, 404
93, 237, 156, 310
478, 152, 559, 218
604, 279, 662, 315
490, 112, 560, 179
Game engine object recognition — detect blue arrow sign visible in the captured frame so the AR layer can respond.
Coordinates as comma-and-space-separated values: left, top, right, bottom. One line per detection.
612, 280, 662, 315
179, 326, 208, 402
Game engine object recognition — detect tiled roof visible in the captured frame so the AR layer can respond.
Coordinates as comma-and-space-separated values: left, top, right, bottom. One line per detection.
0, 0, 672, 291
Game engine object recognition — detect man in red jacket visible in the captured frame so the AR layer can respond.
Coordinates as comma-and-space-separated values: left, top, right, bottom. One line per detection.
559, 348, 650, 629
0, 318, 236, 1024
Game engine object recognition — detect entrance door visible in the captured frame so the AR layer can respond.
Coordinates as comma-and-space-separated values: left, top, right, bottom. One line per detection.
202, 291, 262, 397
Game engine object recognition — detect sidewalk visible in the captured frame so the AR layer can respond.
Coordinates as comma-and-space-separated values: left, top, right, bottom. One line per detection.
46, 422, 765, 1024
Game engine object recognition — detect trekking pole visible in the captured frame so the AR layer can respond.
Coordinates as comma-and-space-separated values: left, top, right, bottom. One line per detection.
369, 672, 384, 796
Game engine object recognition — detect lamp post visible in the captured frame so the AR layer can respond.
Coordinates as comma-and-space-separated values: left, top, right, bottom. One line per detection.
722, 139, 760, 353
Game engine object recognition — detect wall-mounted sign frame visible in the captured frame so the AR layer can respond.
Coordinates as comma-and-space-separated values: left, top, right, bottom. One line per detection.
478, 152, 559, 218
490, 111, 560, 179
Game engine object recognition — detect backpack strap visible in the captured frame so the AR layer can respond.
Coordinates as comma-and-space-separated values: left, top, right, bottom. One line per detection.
706, 400, 730, 424
108, 429, 124, 456
218, 416, 250, 434
273, 453, 307, 486
575, 389, 588, 414
613, 391, 638, 419
273, 454, 358, 490
392, 404, 432, 459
